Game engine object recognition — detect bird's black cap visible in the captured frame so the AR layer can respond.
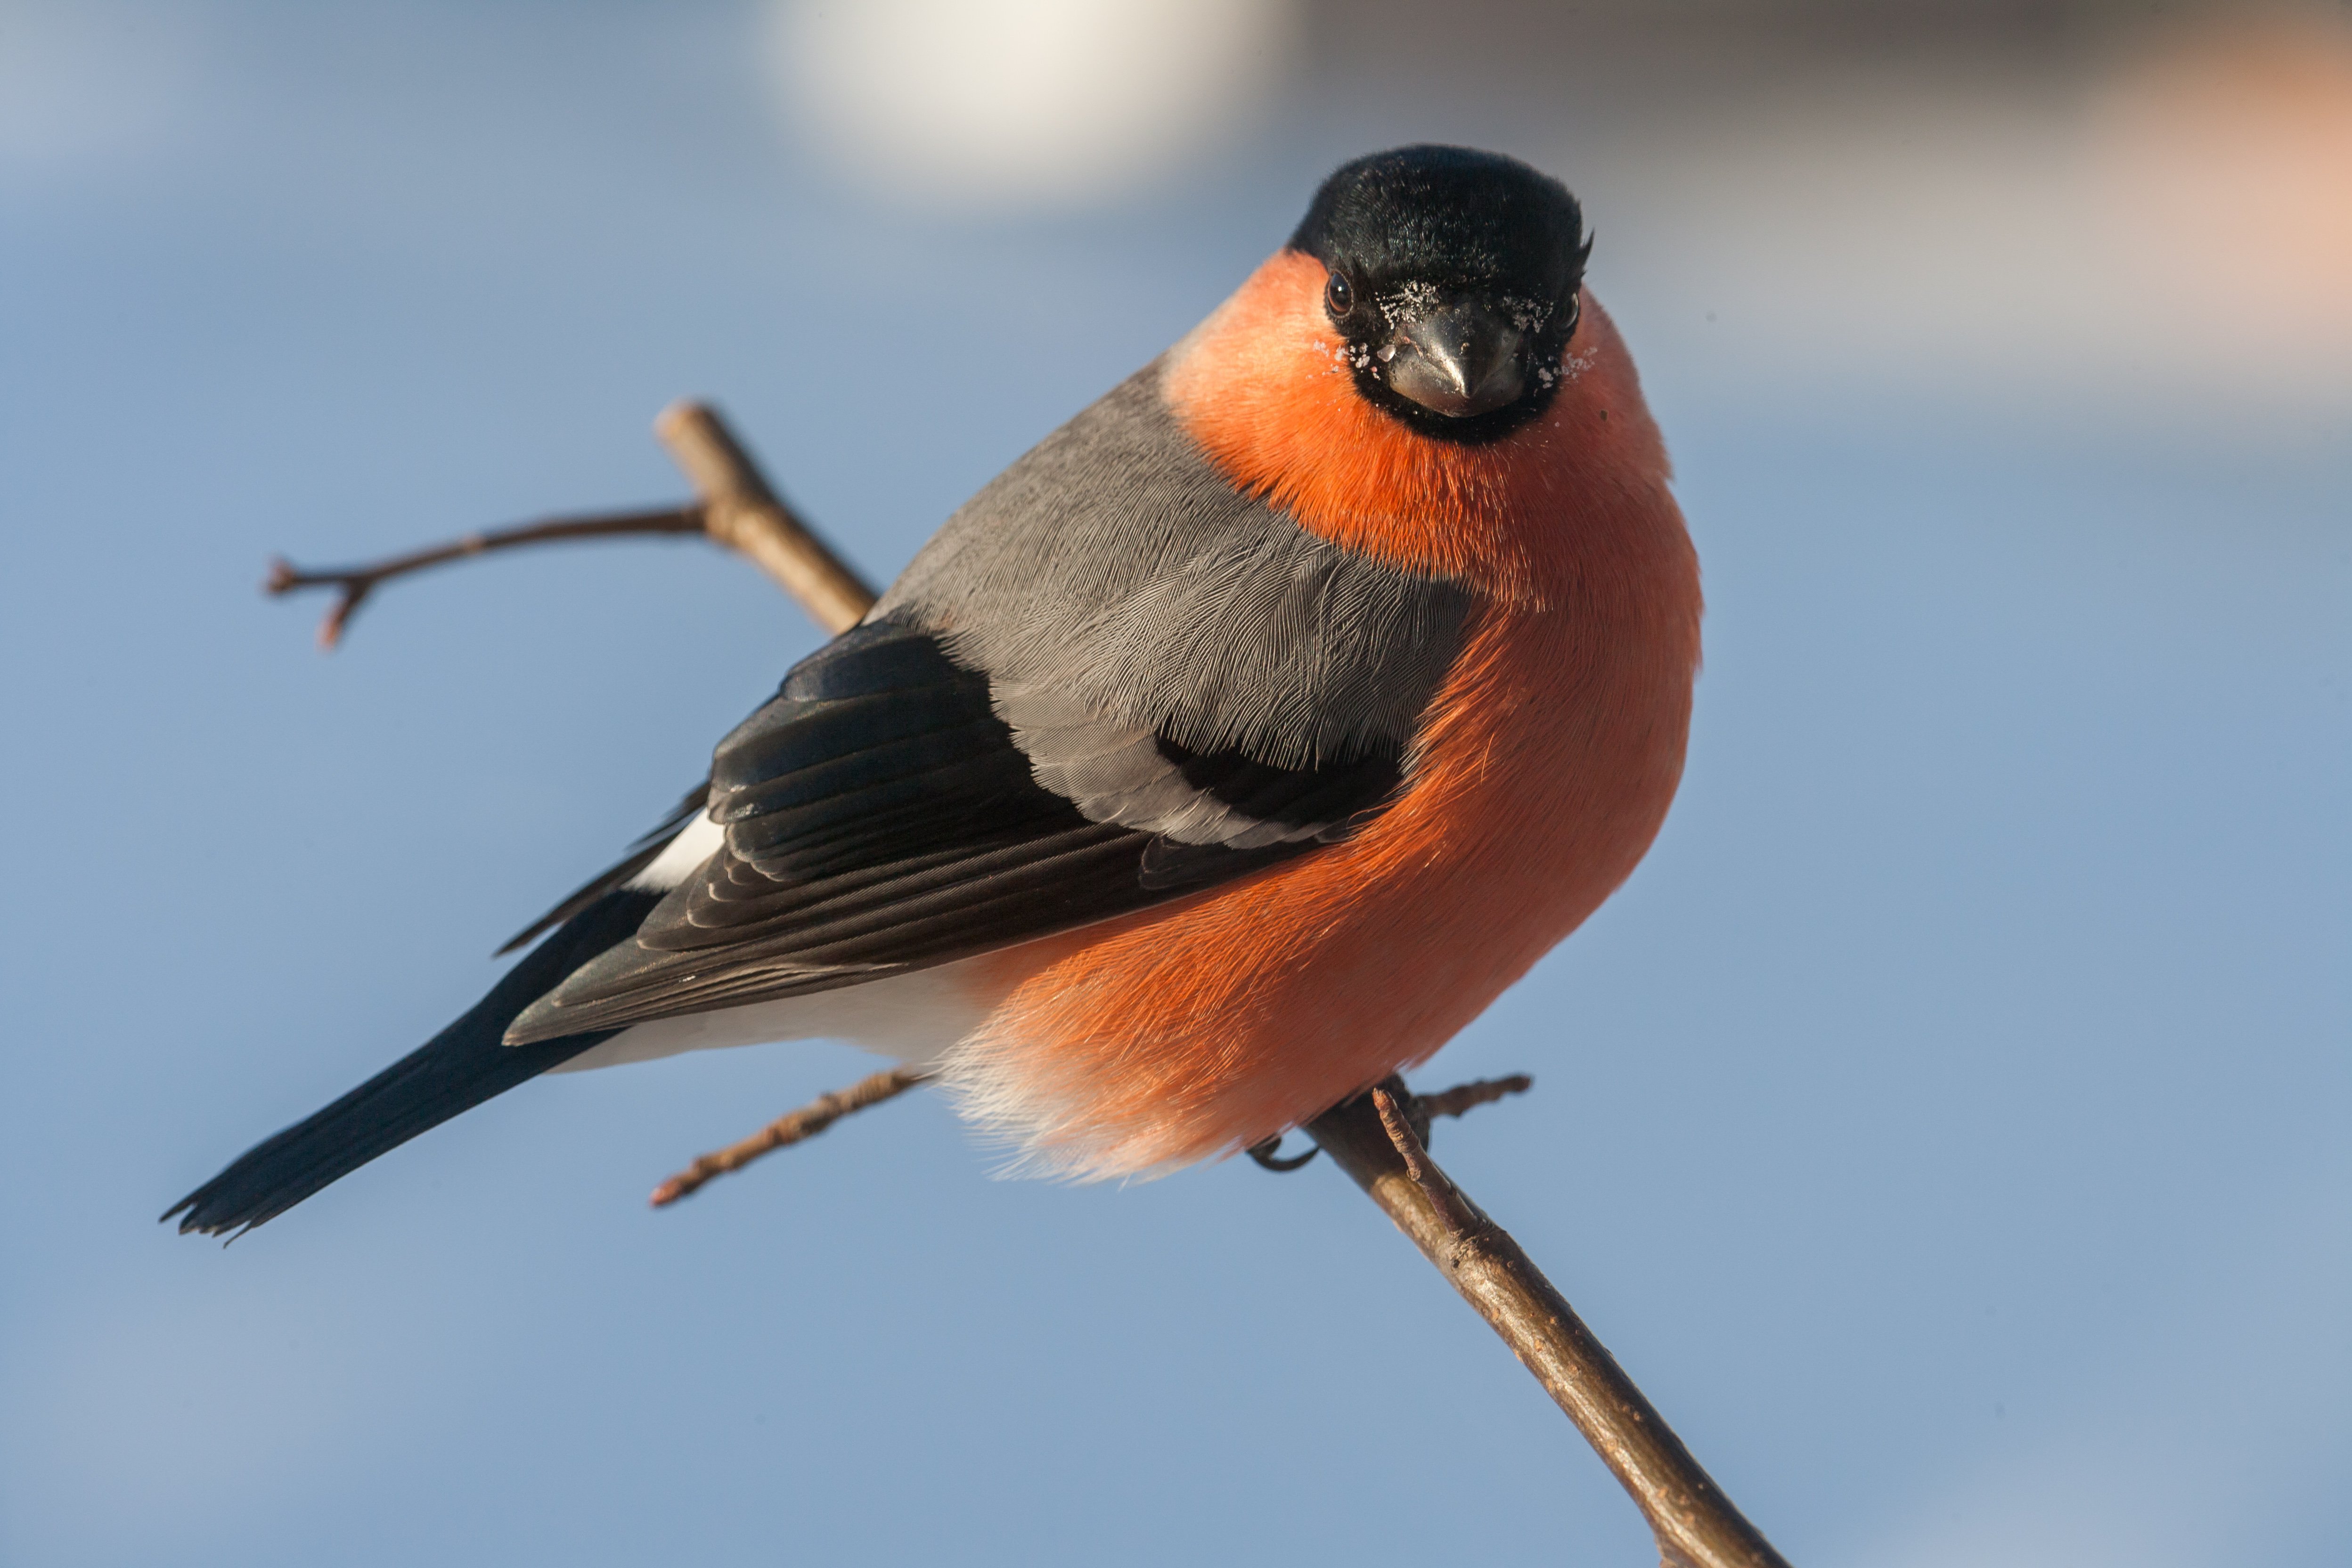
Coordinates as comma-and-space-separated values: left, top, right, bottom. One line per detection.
1289, 145, 1589, 306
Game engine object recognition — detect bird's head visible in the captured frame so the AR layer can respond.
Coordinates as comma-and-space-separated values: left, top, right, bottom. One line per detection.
1166, 144, 1662, 604
1288, 145, 1591, 441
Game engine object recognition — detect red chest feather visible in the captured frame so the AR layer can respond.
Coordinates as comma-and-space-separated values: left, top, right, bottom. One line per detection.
941, 253, 1702, 1177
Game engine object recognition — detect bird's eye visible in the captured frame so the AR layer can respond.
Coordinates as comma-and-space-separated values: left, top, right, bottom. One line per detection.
1324, 271, 1353, 316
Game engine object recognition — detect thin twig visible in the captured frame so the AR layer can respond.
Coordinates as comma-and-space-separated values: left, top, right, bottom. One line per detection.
1420, 1071, 1534, 1123
653, 401, 871, 636
268, 506, 706, 647
267, 398, 869, 647
1372, 1085, 1480, 1234
1248, 1071, 1532, 1173
1310, 1078, 1790, 1568
650, 1068, 924, 1208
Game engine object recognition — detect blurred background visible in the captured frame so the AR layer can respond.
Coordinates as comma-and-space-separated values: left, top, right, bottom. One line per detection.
2, 1, 2346, 1564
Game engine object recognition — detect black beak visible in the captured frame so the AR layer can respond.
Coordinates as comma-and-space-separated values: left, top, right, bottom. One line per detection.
1382, 297, 1530, 418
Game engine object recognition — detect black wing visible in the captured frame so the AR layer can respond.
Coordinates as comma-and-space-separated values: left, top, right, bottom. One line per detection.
510, 365, 1474, 1044
505, 618, 1399, 1042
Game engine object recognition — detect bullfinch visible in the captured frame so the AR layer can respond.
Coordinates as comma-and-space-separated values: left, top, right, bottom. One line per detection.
169, 144, 1701, 1235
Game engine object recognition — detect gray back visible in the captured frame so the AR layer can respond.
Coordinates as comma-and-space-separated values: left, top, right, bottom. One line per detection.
875, 362, 1477, 775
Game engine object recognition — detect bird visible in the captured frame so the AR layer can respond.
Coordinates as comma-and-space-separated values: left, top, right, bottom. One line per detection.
166, 144, 1701, 1236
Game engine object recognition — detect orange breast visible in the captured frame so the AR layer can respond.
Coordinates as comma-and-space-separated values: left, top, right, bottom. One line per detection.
940, 253, 1702, 1178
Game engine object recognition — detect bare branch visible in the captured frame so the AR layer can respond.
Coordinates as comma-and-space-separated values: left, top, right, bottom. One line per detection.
1248, 1071, 1532, 1173
653, 401, 874, 635
267, 506, 705, 648
649, 1068, 924, 1208
1372, 1084, 1482, 1234
267, 400, 873, 648
272, 401, 1789, 1564
1309, 1079, 1791, 1568
1420, 1071, 1534, 1124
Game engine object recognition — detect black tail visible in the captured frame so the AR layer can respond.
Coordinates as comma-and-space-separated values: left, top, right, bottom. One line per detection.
164, 890, 660, 1238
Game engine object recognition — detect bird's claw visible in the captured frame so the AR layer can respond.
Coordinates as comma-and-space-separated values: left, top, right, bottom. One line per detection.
1246, 1134, 1319, 1172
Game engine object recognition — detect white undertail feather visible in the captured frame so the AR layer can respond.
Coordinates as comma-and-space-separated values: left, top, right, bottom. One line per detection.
558, 811, 1153, 1176
560, 810, 999, 1075
927, 1020, 1203, 1184
552, 959, 998, 1073
624, 812, 726, 891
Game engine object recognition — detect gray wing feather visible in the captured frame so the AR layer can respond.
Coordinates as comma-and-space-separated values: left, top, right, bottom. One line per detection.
507, 364, 1479, 1042
876, 360, 1475, 796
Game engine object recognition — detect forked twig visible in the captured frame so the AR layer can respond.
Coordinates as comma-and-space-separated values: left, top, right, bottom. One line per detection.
650, 1068, 925, 1207
268, 506, 705, 648
1245, 1070, 1532, 1173
1419, 1071, 1534, 1122
1372, 1084, 1482, 1235
265, 399, 870, 647
274, 402, 1791, 1568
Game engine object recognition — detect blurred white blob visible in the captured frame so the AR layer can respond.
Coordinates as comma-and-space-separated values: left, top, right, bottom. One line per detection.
772, 0, 1295, 207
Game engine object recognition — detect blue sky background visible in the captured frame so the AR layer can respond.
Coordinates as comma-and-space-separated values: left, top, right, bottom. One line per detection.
2, 4, 2346, 1565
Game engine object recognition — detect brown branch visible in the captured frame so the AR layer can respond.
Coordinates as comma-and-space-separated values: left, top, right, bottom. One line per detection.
1372, 1084, 1482, 1235
1419, 1071, 1535, 1124
267, 506, 706, 648
1309, 1078, 1791, 1568
1244, 1070, 1530, 1173
621, 412, 1790, 1564
270, 402, 1788, 1564
649, 1068, 924, 1208
653, 401, 873, 636
267, 399, 870, 647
